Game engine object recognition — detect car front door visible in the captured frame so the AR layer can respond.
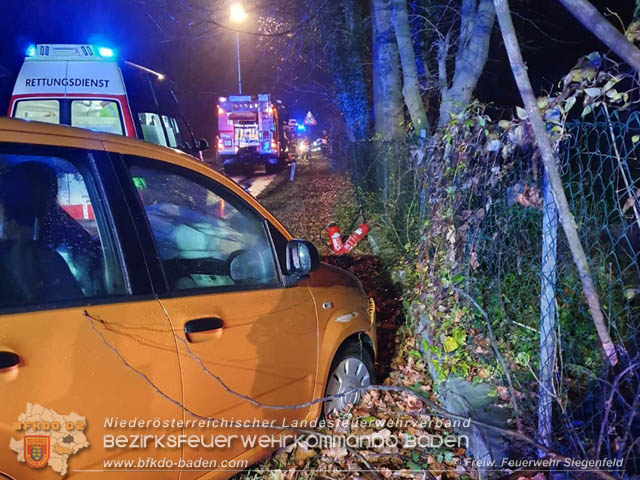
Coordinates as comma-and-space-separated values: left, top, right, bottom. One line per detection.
0, 142, 182, 479
116, 155, 318, 474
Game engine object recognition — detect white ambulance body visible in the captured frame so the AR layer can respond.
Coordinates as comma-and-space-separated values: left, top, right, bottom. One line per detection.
9, 44, 208, 159
9, 44, 136, 136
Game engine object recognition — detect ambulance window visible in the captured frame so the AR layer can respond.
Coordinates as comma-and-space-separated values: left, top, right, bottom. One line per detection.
14, 100, 60, 125
162, 116, 185, 149
71, 100, 124, 135
162, 115, 177, 148
138, 113, 167, 147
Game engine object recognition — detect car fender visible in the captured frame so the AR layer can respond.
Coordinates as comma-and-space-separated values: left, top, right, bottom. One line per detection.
307, 263, 376, 418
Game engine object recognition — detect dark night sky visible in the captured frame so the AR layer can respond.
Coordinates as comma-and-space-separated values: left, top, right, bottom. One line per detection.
0, 0, 635, 142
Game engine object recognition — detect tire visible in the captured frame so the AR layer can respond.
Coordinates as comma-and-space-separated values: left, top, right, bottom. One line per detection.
225, 164, 252, 177
323, 342, 375, 416
224, 164, 240, 176
265, 159, 284, 174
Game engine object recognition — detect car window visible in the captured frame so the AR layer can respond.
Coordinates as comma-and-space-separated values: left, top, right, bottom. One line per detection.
0, 149, 127, 309
71, 100, 124, 135
235, 122, 260, 148
162, 116, 186, 149
129, 162, 279, 291
138, 113, 167, 146
14, 100, 60, 124
174, 116, 193, 145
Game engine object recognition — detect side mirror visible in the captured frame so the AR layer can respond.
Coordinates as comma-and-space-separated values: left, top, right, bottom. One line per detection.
197, 139, 210, 151
285, 239, 319, 277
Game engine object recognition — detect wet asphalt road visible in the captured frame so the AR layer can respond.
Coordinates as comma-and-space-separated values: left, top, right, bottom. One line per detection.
229, 170, 278, 197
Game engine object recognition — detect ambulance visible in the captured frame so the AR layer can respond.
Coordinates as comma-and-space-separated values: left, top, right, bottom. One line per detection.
8, 44, 208, 159
217, 94, 284, 175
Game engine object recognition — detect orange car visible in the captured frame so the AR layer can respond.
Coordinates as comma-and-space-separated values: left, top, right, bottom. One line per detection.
0, 117, 376, 479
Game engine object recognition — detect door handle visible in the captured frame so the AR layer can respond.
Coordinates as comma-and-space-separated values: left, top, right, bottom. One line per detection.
0, 351, 21, 372
184, 318, 224, 343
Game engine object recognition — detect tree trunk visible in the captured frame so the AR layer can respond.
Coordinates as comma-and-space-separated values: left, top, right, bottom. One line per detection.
493, 0, 619, 367
390, 0, 429, 135
556, 0, 640, 73
438, 0, 495, 127
372, 0, 405, 139
373, 25, 384, 135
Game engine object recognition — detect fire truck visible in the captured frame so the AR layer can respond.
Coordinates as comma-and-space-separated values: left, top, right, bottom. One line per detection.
217, 94, 285, 175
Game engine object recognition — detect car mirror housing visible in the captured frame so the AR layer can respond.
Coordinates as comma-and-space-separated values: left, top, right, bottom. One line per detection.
285, 239, 319, 278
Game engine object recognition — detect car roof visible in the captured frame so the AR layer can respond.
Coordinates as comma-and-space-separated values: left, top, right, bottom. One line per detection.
0, 116, 185, 158
0, 117, 291, 239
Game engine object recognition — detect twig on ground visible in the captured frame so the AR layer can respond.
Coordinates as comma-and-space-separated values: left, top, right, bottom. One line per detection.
84, 310, 619, 480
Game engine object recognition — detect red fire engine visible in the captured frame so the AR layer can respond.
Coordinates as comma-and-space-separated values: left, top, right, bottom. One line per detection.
217, 94, 284, 175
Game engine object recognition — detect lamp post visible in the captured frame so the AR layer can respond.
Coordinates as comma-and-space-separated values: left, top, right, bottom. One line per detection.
229, 2, 247, 94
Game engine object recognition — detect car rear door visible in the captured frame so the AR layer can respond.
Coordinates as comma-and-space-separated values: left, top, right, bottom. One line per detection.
0, 138, 182, 479
111, 152, 319, 475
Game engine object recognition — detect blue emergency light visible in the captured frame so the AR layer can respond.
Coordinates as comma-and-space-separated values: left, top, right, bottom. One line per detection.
26, 45, 37, 57
97, 47, 115, 58
297, 124, 306, 132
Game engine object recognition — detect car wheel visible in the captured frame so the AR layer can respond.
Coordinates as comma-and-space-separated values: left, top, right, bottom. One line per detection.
323, 342, 374, 416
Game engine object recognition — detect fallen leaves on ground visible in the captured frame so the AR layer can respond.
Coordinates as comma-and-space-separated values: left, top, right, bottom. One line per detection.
236, 332, 476, 479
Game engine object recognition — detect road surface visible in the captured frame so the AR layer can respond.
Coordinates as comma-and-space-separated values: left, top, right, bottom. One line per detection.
230, 172, 278, 197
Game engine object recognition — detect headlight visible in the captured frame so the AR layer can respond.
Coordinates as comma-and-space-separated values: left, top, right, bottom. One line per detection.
298, 142, 307, 153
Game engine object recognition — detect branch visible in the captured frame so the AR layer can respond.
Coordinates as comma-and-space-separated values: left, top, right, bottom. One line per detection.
595, 361, 640, 458
556, 0, 640, 73
203, 0, 331, 37
83, 310, 618, 480
82, 310, 616, 480
493, 0, 620, 367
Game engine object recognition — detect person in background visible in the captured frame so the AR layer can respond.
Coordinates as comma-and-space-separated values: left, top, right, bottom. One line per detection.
320, 130, 330, 160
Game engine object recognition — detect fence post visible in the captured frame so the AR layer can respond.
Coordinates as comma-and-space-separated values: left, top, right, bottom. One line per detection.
538, 169, 559, 456
289, 161, 296, 182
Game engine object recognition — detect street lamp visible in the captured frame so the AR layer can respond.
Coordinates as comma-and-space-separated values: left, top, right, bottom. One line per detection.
230, 2, 247, 94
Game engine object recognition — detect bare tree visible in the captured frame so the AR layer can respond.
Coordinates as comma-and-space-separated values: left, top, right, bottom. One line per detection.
390, 0, 429, 134
438, 0, 495, 127
372, 0, 406, 139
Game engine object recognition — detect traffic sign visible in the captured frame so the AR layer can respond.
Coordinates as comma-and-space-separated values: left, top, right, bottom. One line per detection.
303, 111, 317, 126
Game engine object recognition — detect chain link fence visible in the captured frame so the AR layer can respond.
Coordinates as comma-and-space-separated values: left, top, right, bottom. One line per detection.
356, 105, 640, 475
467, 107, 640, 474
